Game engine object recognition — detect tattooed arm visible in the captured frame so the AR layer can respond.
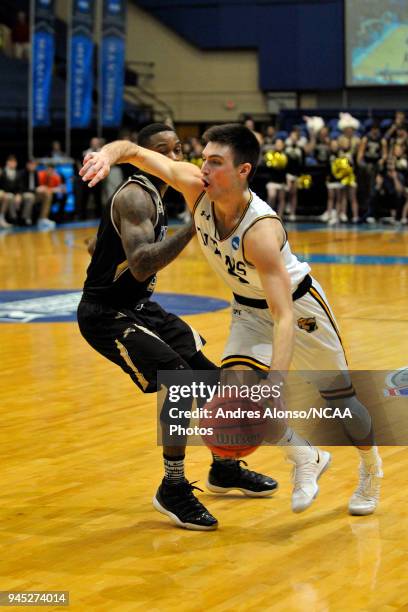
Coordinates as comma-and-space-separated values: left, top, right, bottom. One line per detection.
115, 183, 195, 282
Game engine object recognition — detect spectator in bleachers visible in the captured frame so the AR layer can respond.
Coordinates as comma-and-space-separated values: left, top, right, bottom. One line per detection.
357, 122, 387, 167
387, 122, 408, 154
384, 111, 406, 142
50, 140, 68, 162
76, 137, 103, 219
11, 11, 30, 60
189, 138, 204, 167
357, 122, 387, 214
284, 129, 306, 221
20, 160, 41, 226
265, 138, 288, 216
365, 143, 407, 224
262, 125, 276, 148
338, 112, 361, 156
0, 189, 11, 229
0, 155, 23, 226
243, 116, 263, 145
182, 140, 192, 160
401, 198, 408, 225
338, 135, 360, 223
320, 139, 343, 224
309, 126, 331, 167
37, 164, 65, 229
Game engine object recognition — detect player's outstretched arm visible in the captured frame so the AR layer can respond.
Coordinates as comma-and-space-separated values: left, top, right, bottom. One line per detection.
116, 184, 196, 282
80, 140, 203, 209
244, 219, 295, 375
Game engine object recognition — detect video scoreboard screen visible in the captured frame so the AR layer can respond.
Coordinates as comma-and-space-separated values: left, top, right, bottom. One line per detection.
346, 0, 408, 86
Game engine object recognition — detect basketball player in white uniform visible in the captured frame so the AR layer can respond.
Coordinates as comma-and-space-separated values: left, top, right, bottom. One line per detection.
80, 123, 383, 516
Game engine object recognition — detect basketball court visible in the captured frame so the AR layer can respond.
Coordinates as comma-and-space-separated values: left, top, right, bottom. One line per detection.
1, 221, 407, 610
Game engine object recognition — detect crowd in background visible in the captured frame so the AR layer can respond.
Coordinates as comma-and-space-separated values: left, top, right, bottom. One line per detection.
182, 112, 408, 225
1, 110, 407, 230
0, 137, 125, 229
0, 11, 30, 59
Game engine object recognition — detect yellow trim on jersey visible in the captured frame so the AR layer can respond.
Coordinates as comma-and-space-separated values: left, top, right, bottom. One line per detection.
212, 192, 253, 242
192, 190, 206, 217
308, 286, 348, 363
309, 287, 340, 335
113, 259, 129, 281
241, 214, 287, 266
221, 356, 269, 371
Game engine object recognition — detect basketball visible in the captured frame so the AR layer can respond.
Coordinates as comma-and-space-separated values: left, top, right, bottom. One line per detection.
199, 395, 267, 459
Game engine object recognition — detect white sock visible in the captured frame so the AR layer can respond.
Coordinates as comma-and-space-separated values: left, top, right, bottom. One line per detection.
277, 427, 315, 462
358, 447, 383, 476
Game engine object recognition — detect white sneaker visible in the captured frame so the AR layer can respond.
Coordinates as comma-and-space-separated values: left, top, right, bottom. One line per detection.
0, 217, 12, 229
349, 462, 382, 516
339, 212, 348, 222
37, 218, 56, 230
291, 448, 331, 513
288, 213, 297, 222
319, 211, 330, 222
351, 217, 359, 224
366, 217, 376, 224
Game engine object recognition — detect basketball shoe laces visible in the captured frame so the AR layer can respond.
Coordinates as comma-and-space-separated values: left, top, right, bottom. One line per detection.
218, 459, 268, 484
168, 480, 210, 520
354, 463, 381, 502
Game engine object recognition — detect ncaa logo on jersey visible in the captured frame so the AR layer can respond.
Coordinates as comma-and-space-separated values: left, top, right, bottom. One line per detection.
231, 236, 240, 251
384, 366, 408, 396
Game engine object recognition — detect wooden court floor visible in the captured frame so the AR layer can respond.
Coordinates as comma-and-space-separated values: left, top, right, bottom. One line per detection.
0, 223, 408, 611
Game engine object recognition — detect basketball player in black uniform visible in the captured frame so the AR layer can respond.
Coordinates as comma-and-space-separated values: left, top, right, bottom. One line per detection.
77, 123, 277, 531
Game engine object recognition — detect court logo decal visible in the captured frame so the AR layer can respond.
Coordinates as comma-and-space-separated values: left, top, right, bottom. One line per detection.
231, 236, 240, 250
0, 290, 229, 323
384, 366, 408, 397
297, 316, 318, 333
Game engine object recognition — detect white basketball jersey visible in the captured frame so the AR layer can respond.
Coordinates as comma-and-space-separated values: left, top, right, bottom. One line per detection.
193, 190, 310, 300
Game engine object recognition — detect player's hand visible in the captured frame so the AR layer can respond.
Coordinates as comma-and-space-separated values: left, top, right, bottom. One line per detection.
80, 152, 111, 187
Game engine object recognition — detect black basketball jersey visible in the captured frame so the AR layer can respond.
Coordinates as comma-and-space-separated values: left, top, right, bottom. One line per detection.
82, 174, 168, 308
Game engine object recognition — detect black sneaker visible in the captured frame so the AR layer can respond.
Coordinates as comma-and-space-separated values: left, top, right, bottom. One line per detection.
153, 479, 218, 531
207, 460, 278, 497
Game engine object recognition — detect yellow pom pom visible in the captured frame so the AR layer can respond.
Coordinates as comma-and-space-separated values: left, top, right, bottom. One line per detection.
341, 172, 356, 187
265, 151, 288, 169
297, 174, 313, 189
332, 157, 352, 180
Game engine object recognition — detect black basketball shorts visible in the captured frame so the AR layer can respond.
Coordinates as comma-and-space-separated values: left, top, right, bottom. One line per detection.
77, 298, 205, 393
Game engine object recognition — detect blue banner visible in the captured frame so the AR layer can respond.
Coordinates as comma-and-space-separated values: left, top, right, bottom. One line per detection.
101, 0, 126, 127
32, 0, 55, 127
70, 0, 96, 128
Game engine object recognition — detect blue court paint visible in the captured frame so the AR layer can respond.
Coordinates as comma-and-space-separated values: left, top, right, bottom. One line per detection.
295, 253, 408, 265
0, 291, 229, 323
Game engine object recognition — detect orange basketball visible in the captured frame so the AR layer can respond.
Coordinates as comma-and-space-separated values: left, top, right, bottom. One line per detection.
199, 395, 267, 459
